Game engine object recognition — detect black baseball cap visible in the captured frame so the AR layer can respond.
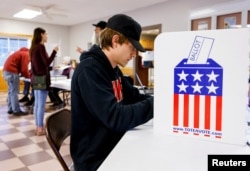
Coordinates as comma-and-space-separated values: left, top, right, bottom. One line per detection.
93, 21, 107, 30
106, 14, 145, 52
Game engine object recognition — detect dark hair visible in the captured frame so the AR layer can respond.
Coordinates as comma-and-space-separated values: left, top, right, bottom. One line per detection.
100, 28, 128, 50
30, 27, 46, 58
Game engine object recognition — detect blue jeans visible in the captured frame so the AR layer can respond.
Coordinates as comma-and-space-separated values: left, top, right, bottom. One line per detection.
3, 71, 22, 112
23, 81, 30, 96
34, 90, 48, 127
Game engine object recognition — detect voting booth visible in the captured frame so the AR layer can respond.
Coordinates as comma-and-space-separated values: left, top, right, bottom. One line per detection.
99, 29, 250, 171
154, 28, 250, 145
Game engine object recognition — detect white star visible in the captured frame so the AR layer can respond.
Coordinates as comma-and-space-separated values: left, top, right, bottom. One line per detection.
177, 82, 188, 93
207, 70, 219, 82
192, 70, 203, 82
206, 82, 219, 94
177, 70, 189, 81
192, 82, 203, 93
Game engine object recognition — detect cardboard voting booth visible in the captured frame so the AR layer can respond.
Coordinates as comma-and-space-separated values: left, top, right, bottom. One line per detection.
154, 29, 250, 145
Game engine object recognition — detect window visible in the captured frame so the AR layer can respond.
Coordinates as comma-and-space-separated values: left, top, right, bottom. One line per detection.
0, 34, 31, 67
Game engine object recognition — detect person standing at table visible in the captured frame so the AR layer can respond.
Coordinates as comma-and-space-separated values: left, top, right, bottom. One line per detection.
70, 14, 154, 171
3, 47, 30, 116
30, 27, 58, 136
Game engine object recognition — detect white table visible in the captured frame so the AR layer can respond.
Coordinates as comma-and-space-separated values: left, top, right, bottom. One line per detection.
51, 79, 71, 105
51, 79, 71, 91
98, 123, 250, 171
50, 75, 68, 81
20, 75, 68, 83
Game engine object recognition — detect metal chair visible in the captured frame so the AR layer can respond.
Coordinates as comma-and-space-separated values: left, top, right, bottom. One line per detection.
45, 108, 73, 171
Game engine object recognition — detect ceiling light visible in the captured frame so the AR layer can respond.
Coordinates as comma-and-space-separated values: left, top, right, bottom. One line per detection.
13, 9, 42, 19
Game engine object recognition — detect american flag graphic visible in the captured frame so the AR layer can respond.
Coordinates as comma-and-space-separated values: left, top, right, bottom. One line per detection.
173, 58, 223, 138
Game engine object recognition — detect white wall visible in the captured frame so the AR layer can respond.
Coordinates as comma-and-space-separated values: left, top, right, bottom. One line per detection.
69, 0, 250, 65
0, 19, 70, 65
68, 21, 101, 61
1, 0, 249, 65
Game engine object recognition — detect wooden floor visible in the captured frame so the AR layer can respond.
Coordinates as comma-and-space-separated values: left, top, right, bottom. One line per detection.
0, 92, 71, 171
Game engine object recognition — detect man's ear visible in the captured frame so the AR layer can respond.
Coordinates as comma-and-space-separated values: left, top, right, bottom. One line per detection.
112, 34, 119, 47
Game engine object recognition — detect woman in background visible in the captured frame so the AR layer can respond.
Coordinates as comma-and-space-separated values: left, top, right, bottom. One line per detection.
30, 27, 58, 136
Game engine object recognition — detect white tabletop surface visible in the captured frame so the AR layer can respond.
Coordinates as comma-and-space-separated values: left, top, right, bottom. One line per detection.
20, 75, 68, 82
98, 121, 250, 171
50, 79, 71, 91
50, 75, 67, 81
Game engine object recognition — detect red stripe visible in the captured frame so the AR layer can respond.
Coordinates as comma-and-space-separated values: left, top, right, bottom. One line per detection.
173, 94, 179, 126
183, 94, 189, 127
216, 96, 222, 131
117, 80, 121, 100
204, 96, 211, 130
193, 95, 200, 128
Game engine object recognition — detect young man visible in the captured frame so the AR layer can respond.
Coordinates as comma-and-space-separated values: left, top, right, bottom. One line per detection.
70, 14, 154, 171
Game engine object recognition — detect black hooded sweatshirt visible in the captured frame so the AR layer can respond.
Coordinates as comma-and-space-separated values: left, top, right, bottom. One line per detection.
70, 45, 154, 171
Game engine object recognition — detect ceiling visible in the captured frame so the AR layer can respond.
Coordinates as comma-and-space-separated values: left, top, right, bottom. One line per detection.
0, 0, 250, 26
0, 0, 169, 26
0, 0, 245, 26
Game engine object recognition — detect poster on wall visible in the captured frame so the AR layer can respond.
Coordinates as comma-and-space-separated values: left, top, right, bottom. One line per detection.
224, 16, 236, 29
154, 28, 250, 145
198, 21, 209, 30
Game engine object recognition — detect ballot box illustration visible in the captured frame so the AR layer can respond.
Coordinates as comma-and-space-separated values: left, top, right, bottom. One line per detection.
154, 29, 249, 145
173, 36, 224, 139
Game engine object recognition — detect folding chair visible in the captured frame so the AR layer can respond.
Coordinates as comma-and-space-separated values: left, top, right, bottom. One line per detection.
45, 108, 74, 171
